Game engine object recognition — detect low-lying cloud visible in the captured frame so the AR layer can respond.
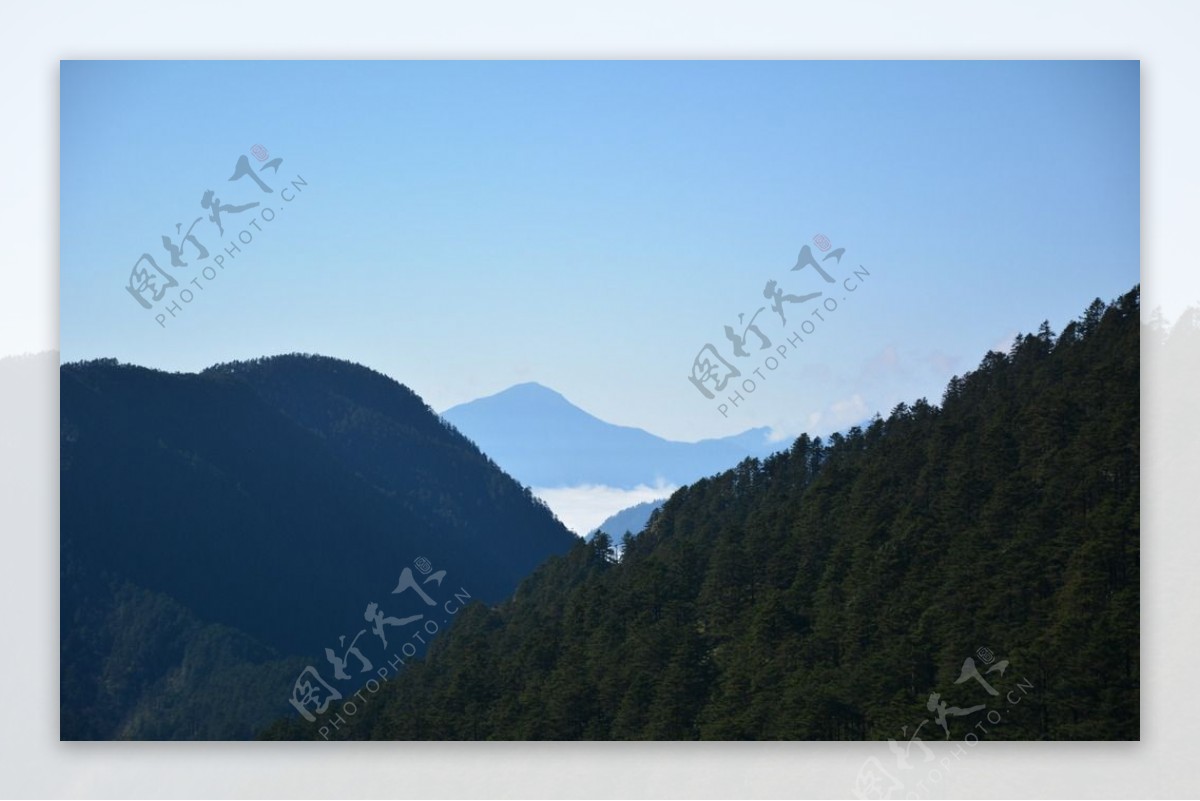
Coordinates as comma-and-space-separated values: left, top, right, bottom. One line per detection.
533, 481, 679, 537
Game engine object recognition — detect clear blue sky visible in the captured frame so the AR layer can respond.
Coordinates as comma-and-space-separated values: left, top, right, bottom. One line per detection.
61, 61, 1139, 442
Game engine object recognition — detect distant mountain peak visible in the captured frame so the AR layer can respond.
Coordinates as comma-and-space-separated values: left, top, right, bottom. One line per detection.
441, 381, 794, 490
488, 382, 572, 403
496, 381, 571, 400
507, 381, 555, 392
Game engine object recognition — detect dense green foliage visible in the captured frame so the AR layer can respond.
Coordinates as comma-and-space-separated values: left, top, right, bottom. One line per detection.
60, 355, 577, 739
268, 287, 1140, 740
61, 557, 308, 739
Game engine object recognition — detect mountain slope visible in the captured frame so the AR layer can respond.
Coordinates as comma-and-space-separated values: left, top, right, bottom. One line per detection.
441, 382, 788, 489
61, 354, 577, 739
585, 499, 665, 556
271, 286, 1140, 741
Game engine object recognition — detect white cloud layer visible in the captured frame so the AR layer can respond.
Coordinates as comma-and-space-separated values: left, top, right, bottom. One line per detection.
532, 481, 678, 537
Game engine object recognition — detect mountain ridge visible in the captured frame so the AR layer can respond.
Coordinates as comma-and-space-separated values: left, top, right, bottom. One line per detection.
61, 354, 577, 739
264, 286, 1141, 741
441, 382, 788, 490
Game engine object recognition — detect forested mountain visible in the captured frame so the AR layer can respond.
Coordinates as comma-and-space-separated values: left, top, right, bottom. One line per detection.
264, 287, 1140, 741
585, 499, 665, 557
441, 382, 788, 489
60, 355, 577, 739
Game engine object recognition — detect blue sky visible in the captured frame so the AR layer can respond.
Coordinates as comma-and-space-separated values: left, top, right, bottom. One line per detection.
61, 60, 1139, 443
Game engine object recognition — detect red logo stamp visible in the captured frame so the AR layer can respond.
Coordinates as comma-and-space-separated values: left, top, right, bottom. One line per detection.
813, 233, 832, 252
251, 144, 269, 162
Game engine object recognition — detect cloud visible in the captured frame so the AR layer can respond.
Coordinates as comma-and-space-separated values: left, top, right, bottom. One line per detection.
532, 481, 678, 537
992, 329, 1019, 354
862, 345, 901, 377
928, 349, 960, 376
766, 427, 795, 443
806, 393, 870, 434
861, 344, 964, 385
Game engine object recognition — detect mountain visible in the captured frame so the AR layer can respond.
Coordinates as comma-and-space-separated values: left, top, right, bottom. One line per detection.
60, 354, 577, 739
585, 499, 666, 556
266, 287, 1140, 741
440, 383, 789, 490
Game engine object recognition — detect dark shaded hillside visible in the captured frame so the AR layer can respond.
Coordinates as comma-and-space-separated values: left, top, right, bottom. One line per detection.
61, 355, 577, 739
268, 287, 1139, 740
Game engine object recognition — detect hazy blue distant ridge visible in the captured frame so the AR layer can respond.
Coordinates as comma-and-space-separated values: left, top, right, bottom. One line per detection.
442, 382, 789, 489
